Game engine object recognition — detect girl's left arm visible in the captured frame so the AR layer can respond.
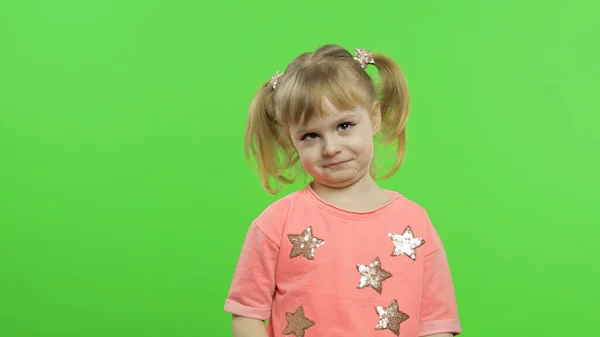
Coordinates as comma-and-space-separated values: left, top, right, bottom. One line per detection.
419, 215, 462, 336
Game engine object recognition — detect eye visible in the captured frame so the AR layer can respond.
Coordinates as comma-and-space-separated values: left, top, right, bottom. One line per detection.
301, 132, 319, 141
338, 122, 356, 131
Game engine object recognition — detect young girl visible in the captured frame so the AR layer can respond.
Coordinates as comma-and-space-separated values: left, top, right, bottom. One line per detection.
224, 44, 461, 337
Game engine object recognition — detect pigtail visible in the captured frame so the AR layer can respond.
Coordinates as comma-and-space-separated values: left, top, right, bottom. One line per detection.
244, 82, 297, 194
372, 54, 410, 179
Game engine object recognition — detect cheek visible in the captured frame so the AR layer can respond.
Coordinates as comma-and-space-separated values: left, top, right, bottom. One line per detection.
294, 147, 314, 166
351, 135, 375, 154
300, 154, 315, 169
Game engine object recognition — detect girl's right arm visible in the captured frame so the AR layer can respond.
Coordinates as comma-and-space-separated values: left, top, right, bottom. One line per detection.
227, 201, 291, 337
232, 315, 269, 337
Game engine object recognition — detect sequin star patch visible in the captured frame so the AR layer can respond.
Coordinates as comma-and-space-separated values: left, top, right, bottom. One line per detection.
288, 227, 325, 260
283, 306, 315, 337
374, 300, 409, 336
357, 257, 393, 294
388, 226, 425, 261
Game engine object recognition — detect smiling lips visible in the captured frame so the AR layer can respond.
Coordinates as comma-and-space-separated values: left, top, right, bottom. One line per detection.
325, 160, 350, 168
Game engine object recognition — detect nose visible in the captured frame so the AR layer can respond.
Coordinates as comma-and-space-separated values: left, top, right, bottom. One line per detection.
322, 136, 341, 157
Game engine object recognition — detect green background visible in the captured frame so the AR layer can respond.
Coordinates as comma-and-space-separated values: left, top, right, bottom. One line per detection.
1, 0, 599, 336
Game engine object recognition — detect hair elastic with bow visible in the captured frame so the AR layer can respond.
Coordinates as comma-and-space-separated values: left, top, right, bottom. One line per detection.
353, 48, 375, 69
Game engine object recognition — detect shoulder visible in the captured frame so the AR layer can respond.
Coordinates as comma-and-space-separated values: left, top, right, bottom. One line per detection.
253, 190, 302, 223
386, 191, 443, 255
251, 189, 307, 245
386, 190, 429, 218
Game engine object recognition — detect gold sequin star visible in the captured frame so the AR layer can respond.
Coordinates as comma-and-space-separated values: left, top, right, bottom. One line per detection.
388, 226, 425, 261
288, 227, 325, 260
283, 306, 315, 337
374, 300, 410, 336
356, 257, 393, 294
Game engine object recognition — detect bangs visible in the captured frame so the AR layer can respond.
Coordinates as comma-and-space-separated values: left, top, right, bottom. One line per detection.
275, 63, 374, 126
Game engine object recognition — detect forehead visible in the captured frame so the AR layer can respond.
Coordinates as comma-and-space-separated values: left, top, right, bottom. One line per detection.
274, 64, 375, 128
288, 101, 367, 130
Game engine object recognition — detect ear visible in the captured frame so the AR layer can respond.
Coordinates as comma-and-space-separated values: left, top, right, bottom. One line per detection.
371, 100, 382, 135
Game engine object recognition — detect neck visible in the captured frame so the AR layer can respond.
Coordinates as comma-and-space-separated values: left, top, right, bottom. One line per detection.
312, 176, 379, 199
310, 174, 392, 212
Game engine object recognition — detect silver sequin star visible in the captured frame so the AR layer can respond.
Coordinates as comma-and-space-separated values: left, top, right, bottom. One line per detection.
374, 300, 410, 336
288, 227, 325, 260
356, 257, 393, 294
388, 226, 425, 261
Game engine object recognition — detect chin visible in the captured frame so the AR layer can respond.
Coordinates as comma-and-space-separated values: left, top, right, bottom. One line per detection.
315, 174, 361, 188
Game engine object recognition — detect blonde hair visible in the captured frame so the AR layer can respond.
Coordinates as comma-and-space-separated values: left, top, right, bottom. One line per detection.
244, 44, 410, 194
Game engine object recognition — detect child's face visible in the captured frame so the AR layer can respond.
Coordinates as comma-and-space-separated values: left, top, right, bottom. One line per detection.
288, 99, 380, 189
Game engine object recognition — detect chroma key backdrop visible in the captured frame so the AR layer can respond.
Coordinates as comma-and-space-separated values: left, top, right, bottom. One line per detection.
1, 0, 599, 336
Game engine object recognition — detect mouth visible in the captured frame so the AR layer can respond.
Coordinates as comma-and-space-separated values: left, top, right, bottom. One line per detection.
324, 160, 350, 168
